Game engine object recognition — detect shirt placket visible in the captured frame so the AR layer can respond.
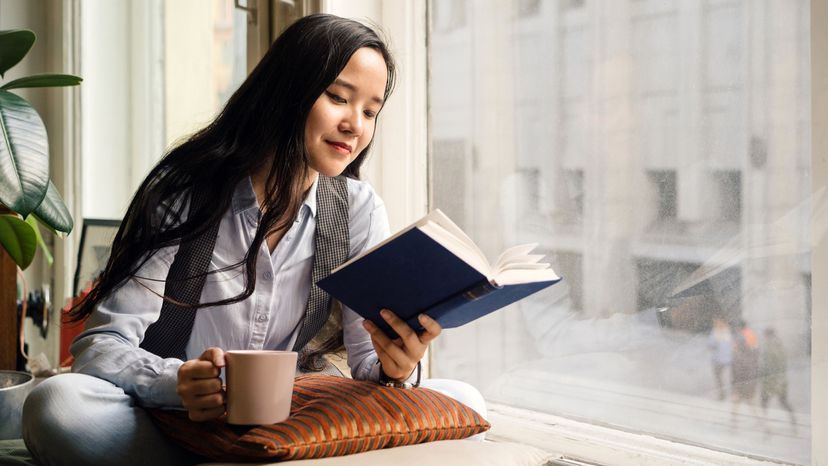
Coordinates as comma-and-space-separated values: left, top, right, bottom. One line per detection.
248, 244, 275, 349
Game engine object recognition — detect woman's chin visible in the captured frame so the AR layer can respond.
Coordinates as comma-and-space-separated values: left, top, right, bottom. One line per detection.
311, 163, 350, 178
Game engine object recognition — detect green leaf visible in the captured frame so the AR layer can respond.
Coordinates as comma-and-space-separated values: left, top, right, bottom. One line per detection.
0, 90, 49, 218
0, 73, 82, 91
0, 30, 36, 79
0, 213, 36, 269
32, 181, 73, 234
24, 214, 52, 265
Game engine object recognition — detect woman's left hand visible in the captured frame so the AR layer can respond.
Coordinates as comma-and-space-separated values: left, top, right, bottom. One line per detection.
362, 309, 442, 381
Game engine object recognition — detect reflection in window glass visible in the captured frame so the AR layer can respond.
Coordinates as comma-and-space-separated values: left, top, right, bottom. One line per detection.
428, 1, 811, 463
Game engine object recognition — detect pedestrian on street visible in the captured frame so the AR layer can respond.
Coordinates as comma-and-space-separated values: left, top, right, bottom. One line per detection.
760, 327, 797, 433
708, 317, 733, 400
730, 319, 763, 430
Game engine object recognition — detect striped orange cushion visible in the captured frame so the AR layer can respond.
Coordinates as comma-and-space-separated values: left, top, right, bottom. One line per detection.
149, 374, 490, 462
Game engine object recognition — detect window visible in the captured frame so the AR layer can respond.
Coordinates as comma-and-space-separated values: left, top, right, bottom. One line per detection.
80, 0, 248, 219
428, 0, 812, 463
648, 170, 678, 222
712, 170, 741, 223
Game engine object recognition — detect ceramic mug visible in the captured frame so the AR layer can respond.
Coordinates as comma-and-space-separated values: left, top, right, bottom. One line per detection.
225, 350, 297, 425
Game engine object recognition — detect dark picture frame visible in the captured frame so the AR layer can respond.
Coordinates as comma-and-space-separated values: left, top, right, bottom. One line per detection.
72, 219, 121, 296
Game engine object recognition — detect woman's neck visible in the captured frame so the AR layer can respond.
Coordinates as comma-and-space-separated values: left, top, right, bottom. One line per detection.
250, 166, 318, 211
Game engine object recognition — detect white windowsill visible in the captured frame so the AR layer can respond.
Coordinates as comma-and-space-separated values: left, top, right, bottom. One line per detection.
486, 403, 785, 466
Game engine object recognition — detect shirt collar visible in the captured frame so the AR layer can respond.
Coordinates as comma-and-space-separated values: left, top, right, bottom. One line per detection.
303, 174, 319, 219
231, 174, 319, 219
232, 176, 259, 215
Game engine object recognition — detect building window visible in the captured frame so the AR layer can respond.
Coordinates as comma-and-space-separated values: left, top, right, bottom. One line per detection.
648, 170, 678, 221
431, 139, 469, 230
712, 170, 742, 223
516, 0, 541, 18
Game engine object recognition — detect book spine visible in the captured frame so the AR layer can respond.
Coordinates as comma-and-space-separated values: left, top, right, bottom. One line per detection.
406, 280, 501, 331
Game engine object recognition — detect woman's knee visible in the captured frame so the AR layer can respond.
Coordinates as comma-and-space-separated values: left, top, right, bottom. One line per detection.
420, 378, 487, 419
22, 374, 127, 462
420, 378, 488, 441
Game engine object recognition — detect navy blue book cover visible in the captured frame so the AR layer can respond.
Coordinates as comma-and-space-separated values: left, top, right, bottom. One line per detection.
316, 227, 560, 338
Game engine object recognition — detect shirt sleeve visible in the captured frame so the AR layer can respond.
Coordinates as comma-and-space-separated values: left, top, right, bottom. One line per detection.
70, 244, 186, 408
341, 180, 418, 384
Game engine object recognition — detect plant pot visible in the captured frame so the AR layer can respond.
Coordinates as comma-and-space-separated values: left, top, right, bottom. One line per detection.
0, 371, 34, 440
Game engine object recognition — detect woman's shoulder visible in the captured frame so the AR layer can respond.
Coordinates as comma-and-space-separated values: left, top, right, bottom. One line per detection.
342, 177, 390, 253
345, 177, 385, 215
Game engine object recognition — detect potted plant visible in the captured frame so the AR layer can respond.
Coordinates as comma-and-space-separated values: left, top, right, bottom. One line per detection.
0, 28, 81, 439
0, 29, 79, 266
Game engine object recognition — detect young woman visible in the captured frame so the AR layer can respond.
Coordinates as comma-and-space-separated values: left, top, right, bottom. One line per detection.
22, 14, 485, 466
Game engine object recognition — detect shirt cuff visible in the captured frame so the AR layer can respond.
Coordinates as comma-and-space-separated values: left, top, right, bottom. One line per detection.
148, 358, 184, 407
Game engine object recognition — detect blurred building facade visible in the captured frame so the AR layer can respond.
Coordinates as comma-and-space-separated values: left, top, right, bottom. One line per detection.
430, 0, 811, 385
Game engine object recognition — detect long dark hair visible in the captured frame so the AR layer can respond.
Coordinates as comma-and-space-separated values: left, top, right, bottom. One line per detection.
69, 14, 396, 369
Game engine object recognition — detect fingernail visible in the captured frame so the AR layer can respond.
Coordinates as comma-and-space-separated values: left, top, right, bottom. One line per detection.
363, 320, 374, 329
380, 309, 391, 318
418, 314, 428, 322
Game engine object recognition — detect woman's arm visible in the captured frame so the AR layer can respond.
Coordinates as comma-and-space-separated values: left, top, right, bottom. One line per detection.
70, 244, 186, 408
340, 179, 440, 383
340, 180, 388, 381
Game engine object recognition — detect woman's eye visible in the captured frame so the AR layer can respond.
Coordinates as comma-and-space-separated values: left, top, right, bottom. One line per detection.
364, 110, 377, 119
326, 91, 346, 103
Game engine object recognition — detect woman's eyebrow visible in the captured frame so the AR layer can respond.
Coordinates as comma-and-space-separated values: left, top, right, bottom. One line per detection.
333, 78, 384, 105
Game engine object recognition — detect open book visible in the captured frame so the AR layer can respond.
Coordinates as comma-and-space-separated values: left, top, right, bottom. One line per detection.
317, 209, 561, 338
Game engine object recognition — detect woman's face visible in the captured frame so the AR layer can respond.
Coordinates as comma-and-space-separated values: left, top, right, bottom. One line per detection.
304, 47, 388, 178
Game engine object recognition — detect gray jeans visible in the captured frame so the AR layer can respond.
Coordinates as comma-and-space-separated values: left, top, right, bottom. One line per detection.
22, 373, 486, 466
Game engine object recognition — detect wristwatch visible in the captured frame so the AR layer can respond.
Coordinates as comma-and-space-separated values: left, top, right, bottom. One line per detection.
379, 361, 421, 388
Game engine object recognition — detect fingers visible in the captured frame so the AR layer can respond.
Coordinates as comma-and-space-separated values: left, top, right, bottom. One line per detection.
372, 310, 442, 346
378, 309, 420, 348
177, 376, 226, 422
362, 310, 442, 381
185, 393, 226, 422
416, 313, 442, 344
180, 347, 225, 379
177, 347, 226, 422
199, 347, 225, 368
182, 377, 223, 396
180, 359, 221, 379
371, 336, 409, 380
364, 320, 410, 363
189, 406, 226, 422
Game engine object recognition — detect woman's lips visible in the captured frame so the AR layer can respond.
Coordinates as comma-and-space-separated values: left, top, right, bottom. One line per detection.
326, 141, 352, 155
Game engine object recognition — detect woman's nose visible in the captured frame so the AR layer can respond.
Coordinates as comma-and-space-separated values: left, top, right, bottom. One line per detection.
339, 110, 363, 136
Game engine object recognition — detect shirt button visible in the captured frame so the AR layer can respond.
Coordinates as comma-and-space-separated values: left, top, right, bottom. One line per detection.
257, 314, 268, 322
263, 271, 273, 280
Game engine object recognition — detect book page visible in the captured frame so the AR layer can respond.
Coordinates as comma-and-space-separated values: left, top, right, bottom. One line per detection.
497, 261, 550, 273
425, 210, 488, 265
494, 244, 539, 268
418, 220, 491, 275
494, 267, 560, 286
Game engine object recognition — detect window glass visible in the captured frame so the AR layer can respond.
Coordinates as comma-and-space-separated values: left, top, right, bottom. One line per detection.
428, 1, 811, 463
81, 0, 247, 219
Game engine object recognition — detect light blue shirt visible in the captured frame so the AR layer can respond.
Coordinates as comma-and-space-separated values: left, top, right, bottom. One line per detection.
71, 176, 390, 407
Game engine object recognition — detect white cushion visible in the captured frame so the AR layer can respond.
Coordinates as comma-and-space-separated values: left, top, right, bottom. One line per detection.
203, 440, 552, 466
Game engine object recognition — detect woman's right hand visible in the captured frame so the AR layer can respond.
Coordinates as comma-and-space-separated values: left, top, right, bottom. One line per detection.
177, 347, 226, 421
